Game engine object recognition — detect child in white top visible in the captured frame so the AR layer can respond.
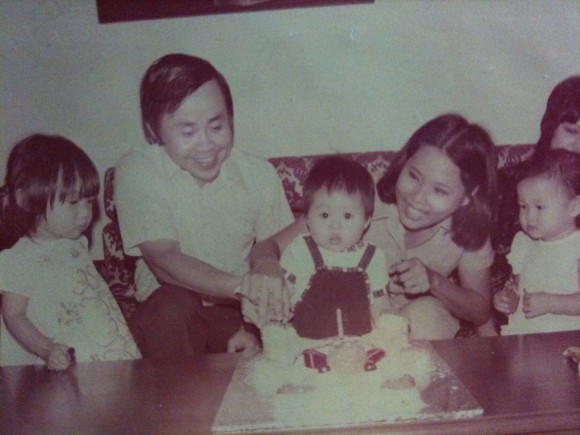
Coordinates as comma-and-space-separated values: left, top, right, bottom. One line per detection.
0, 134, 140, 369
281, 157, 389, 339
494, 149, 580, 334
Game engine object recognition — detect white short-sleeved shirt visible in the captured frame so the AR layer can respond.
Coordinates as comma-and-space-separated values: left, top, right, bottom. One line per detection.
281, 234, 388, 306
365, 202, 494, 280
115, 146, 294, 301
503, 230, 580, 335
0, 237, 140, 366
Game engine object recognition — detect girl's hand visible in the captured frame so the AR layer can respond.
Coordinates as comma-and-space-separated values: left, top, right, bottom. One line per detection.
523, 291, 550, 319
388, 257, 433, 295
493, 288, 519, 314
45, 342, 73, 371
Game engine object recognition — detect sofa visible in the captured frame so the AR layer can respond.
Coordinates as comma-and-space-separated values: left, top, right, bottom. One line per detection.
94, 144, 535, 324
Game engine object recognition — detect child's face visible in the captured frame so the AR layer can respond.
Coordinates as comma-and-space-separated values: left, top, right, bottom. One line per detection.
517, 176, 579, 241
306, 188, 370, 252
395, 145, 469, 233
156, 79, 234, 187
34, 193, 95, 241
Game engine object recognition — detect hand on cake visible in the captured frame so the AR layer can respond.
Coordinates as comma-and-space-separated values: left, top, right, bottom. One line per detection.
239, 258, 292, 327
227, 326, 260, 358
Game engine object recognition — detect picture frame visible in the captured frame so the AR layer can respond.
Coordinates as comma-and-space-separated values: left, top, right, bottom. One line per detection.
97, 0, 374, 24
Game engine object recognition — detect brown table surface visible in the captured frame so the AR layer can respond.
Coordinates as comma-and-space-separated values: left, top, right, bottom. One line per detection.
1, 330, 579, 434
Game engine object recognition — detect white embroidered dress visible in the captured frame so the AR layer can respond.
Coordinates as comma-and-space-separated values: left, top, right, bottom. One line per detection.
0, 237, 140, 366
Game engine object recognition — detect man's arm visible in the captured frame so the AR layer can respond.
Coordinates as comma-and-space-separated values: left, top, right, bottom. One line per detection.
140, 239, 241, 299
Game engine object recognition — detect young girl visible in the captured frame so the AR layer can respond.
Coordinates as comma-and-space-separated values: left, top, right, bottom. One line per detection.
0, 134, 140, 369
493, 150, 580, 335
250, 114, 498, 340
281, 157, 389, 339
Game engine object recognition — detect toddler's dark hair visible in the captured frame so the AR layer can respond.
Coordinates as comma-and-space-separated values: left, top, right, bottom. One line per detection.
302, 156, 375, 219
516, 149, 580, 227
536, 75, 580, 156
0, 134, 99, 250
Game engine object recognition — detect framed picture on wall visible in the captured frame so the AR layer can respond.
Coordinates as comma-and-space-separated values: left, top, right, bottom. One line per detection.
97, 0, 374, 24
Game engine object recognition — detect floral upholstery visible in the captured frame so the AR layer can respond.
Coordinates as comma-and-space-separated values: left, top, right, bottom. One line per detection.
97, 144, 534, 322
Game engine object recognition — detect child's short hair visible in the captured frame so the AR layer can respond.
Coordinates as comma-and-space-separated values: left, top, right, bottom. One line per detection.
536, 75, 580, 156
0, 134, 99, 249
376, 114, 497, 251
516, 149, 580, 226
140, 53, 234, 145
302, 156, 375, 219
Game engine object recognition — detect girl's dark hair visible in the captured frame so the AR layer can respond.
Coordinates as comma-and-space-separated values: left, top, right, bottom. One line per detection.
0, 134, 99, 250
516, 149, 580, 227
376, 114, 497, 250
303, 156, 375, 219
535, 75, 580, 156
140, 53, 234, 145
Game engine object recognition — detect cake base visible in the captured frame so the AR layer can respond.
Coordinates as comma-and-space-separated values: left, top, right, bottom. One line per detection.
213, 340, 482, 433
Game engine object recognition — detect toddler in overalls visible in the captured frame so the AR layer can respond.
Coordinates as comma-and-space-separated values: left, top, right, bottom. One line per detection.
280, 157, 390, 339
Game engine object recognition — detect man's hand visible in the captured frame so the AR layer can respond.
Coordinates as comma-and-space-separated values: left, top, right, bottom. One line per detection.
227, 327, 260, 358
239, 258, 291, 327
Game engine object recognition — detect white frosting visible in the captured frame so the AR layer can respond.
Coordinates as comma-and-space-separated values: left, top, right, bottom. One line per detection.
243, 314, 437, 427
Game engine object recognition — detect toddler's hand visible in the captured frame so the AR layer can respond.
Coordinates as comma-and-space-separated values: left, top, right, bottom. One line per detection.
227, 327, 260, 359
493, 288, 519, 314
523, 291, 549, 319
388, 257, 432, 295
45, 342, 73, 371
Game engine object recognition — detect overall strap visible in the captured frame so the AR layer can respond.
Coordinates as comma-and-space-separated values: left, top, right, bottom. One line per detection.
303, 235, 325, 269
357, 243, 376, 271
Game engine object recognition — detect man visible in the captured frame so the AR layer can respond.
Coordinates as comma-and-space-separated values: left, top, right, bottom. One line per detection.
115, 54, 293, 359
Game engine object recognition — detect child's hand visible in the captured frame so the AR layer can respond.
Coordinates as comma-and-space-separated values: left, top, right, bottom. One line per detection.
493, 288, 519, 314
388, 257, 432, 295
227, 327, 260, 359
523, 291, 550, 319
45, 342, 73, 371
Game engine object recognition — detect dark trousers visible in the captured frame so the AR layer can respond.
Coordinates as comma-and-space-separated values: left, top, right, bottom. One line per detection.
128, 284, 255, 360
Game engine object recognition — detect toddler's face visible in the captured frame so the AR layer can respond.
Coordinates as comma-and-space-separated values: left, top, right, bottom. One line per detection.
517, 176, 579, 241
34, 191, 95, 241
306, 188, 369, 252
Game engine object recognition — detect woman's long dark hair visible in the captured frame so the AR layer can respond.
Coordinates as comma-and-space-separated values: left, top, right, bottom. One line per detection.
376, 114, 497, 250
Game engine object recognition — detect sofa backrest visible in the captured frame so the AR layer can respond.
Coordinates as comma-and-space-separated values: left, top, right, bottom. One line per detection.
99, 144, 534, 317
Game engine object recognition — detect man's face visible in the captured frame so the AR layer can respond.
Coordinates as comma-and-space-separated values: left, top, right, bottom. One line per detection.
156, 79, 233, 186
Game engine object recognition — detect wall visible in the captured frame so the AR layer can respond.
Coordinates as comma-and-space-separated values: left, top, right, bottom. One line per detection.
1, 0, 579, 257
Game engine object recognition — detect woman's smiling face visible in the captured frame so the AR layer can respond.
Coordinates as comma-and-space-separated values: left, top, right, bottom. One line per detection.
395, 145, 470, 233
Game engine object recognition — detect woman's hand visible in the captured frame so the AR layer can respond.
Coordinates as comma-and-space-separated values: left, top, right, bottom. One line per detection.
45, 342, 73, 371
388, 257, 435, 295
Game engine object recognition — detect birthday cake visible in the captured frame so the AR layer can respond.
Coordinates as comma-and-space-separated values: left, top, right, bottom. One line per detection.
240, 313, 441, 427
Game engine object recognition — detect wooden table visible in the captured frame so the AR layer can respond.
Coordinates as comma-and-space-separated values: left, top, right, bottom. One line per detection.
1, 330, 579, 434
